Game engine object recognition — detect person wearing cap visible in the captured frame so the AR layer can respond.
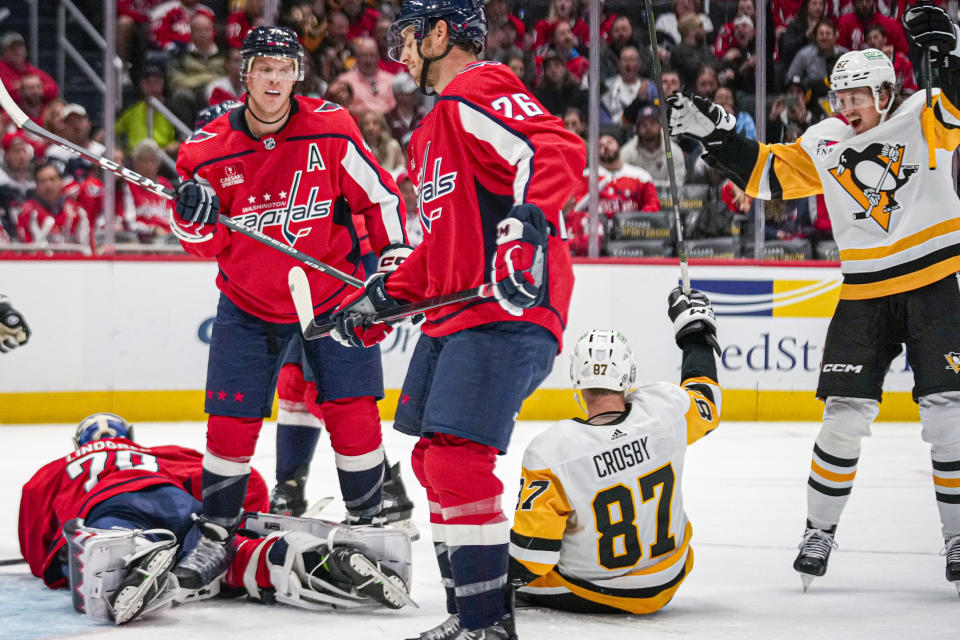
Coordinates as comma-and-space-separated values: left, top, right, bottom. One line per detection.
43, 104, 107, 168
787, 19, 848, 91
718, 14, 757, 94
0, 132, 36, 240
385, 73, 425, 142
621, 105, 687, 185
601, 46, 655, 126
115, 66, 179, 154
0, 31, 59, 106
672, 13, 712, 90
335, 36, 396, 115
714, 0, 755, 58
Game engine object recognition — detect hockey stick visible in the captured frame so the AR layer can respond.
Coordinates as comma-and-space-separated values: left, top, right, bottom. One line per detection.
644, 0, 691, 294
288, 266, 495, 341
0, 80, 363, 289
0, 557, 26, 566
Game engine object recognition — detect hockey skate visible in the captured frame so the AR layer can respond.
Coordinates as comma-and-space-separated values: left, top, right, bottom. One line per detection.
270, 465, 309, 517
793, 523, 838, 592
171, 514, 238, 595
383, 462, 420, 541
319, 545, 415, 608
942, 535, 960, 596
405, 614, 462, 640
451, 610, 517, 640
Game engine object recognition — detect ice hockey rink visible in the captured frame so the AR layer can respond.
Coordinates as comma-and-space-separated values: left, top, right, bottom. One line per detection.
2, 418, 959, 640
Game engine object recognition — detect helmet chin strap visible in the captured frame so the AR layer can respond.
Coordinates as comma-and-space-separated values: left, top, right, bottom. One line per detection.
415, 39, 453, 96
245, 92, 292, 126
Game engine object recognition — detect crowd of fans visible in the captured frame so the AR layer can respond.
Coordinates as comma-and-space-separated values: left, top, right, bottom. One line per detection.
0, 0, 939, 258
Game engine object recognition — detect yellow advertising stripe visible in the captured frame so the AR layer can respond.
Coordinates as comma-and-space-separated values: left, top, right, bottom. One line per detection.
771, 279, 840, 318
0, 388, 922, 424
933, 476, 960, 488
839, 256, 960, 300
839, 219, 960, 262
811, 460, 856, 483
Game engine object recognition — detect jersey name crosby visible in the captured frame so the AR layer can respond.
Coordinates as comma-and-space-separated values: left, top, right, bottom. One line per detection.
592, 436, 653, 480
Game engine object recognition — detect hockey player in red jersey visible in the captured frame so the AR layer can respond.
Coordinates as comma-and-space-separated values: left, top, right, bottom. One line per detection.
331, 1, 586, 638
19, 413, 413, 625
171, 25, 410, 593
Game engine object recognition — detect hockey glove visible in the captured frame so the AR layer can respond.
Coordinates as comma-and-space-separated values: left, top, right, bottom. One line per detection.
491, 203, 549, 317
0, 295, 30, 353
666, 94, 736, 142
904, 2, 958, 60
331, 273, 402, 348
174, 179, 220, 226
667, 286, 720, 355
377, 243, 414, 273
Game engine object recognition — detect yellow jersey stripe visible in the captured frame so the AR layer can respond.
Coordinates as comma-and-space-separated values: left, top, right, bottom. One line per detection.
840, 218, 960, 262
840, 255, 960, 299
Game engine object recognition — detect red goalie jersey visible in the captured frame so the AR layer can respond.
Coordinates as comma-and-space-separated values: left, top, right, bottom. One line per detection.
176, 97, 407, 323
19, 438, 268, 587
385, 62, 586, 350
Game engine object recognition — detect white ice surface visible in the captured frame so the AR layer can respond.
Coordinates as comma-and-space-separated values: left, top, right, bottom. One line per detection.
2, 419, 959, 640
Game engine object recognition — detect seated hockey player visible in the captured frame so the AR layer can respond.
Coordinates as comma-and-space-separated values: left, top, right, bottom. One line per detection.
18, 413, 414, 626
509, 287, 721, 614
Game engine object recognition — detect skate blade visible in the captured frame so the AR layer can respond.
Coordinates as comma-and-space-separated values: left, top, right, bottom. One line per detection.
350, 554, 419, 609
800, 574, 815, 593
301, 497, 335, 519
110, 547, 176, 625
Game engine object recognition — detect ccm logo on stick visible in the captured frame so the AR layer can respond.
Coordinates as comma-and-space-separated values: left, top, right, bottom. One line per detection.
822, 363, 863, 373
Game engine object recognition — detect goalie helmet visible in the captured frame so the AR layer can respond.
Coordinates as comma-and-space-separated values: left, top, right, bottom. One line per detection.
570, 329, 637, 393
74, 413, 134, 449
828, 48, 896, 118
241, 26, 305, 83
387, 0, 487, 62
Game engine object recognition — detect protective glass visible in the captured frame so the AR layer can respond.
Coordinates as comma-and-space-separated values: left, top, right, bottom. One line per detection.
828, 90, 875, 112
387, 18, 423, 63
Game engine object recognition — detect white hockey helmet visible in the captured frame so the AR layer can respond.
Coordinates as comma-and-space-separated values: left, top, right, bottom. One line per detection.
569, 329, 637, 393
828, 48, 896, 118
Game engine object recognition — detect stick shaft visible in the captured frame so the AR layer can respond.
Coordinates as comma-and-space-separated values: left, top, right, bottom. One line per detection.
923, 47, 934, 108
643, 0, 690, 294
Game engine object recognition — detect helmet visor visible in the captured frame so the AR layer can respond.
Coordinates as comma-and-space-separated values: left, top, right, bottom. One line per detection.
388, 17, 424, 63
827, 89, 875, 113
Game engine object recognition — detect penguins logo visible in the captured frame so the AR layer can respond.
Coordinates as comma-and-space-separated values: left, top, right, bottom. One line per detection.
945, 352, 960, 374
827, 143, 918, 232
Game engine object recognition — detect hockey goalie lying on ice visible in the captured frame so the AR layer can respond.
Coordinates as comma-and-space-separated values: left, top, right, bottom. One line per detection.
18, 413, 414, 625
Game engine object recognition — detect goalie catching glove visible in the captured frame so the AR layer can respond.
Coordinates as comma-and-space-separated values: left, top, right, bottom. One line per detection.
666, 94, 736, 144
667, 286, 720, 355
491, 203, 549, 317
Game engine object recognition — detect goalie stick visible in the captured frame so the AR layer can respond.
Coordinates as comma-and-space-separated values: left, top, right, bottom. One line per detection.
288, 267, 495, 341
0, 80, 363, 289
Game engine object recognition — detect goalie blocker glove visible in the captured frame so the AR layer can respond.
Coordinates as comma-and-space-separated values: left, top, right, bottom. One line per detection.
0, 294, 30, 352
667, 286, 720, 355
666, 94, 736, 150
491, 203, 549, 317
330, 273, 405, 348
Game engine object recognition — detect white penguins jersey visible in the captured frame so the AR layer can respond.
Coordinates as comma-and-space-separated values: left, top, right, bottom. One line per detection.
724, 89, 960, 300
510, 377, 720, 613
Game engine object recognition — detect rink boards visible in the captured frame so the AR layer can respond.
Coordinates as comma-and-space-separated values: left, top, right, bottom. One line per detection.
0, 258, 922, 423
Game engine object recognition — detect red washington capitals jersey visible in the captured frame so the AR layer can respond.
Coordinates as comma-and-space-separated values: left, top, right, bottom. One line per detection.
176, 97, 407, 322
19, 438, 268, 587
386, 62, 586, 349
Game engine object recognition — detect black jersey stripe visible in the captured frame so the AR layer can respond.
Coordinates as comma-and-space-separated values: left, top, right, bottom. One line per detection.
813, 444, 859, 468
555, 558, 687, 599
933, 459, 960, 472
808, 477, 853, 496
841, 244, 960, 285
936, 491, 960, 504
511, 531, 562, 552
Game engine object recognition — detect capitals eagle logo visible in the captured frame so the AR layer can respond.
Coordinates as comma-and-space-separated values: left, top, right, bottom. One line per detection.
827, 143, 918, 232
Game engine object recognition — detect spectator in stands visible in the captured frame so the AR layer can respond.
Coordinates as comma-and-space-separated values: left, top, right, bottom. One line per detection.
837, 0, 908, 55
865, 23, 916, 95
17, 162, 90, 250
342, 0, 379, 40
602, 47, 655, 126
316, 11, 355, 82
126, 139, 173, 242
761, 198, 818, 241
547, 21, 589, 83
778, 0, 828, 68
14, 74, 49, 126
662, 68, 683, 97
620, 105, 687, 186
484, 15, 525, 65
485, 0, 528, 50
672, 14, 713, 90
375, 16, 407, 75
335, 37, 395, 115
534, 52, 589, 117
581, 134, 660, 218
0, 32, 58, 106
386, 73, 425, 144
149, 0, 216, 52
563, 107, 587, 140
715, 0, 755, 58
168, 12, 225, 126
718, 15, 757, 94
115, 65, 179, 155
768, 92, 815, 143
714, 85, 756, 139
786, 19, 847, 90
288, 1, 327, 54
534, 0, 589, 51
117, 1, 152, 72
601, 16, 647, 82
395, 171, 422, 247
504, 53, 536, 89
0, 132, 36, 241
324, 79, 354, 110
45, 104, 106, 169
655, 0, 713, 48
694, 65, 719, 99
358, 109, 404, 176
65, 149, 129, 240
227, 0, 264, 49
205, 48, 244, 106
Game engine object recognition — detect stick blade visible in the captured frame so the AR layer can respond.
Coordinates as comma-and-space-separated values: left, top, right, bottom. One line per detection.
0, 79, 29, 127
288, 266, 314, 332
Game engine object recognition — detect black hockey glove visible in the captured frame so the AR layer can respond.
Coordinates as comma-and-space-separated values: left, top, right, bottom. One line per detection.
0, 295, 30, 353
666, 94, 736, 144
330, 273, 403, 348
904, 2, 957, 61
667, 286, 720, 355
174, 179, 220, 226
491, 203, 549, 317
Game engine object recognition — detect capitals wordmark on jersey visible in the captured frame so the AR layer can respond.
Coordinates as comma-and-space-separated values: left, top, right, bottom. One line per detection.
827, 143, 918, 231
415, 141, 457, 234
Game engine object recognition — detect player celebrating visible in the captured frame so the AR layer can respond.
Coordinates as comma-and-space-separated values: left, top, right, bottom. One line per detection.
330, 1, 586, 637
667, 4, 960, 593
510, 291, 720, 614
0, 292, 30, 352
171, 25, 409, 593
